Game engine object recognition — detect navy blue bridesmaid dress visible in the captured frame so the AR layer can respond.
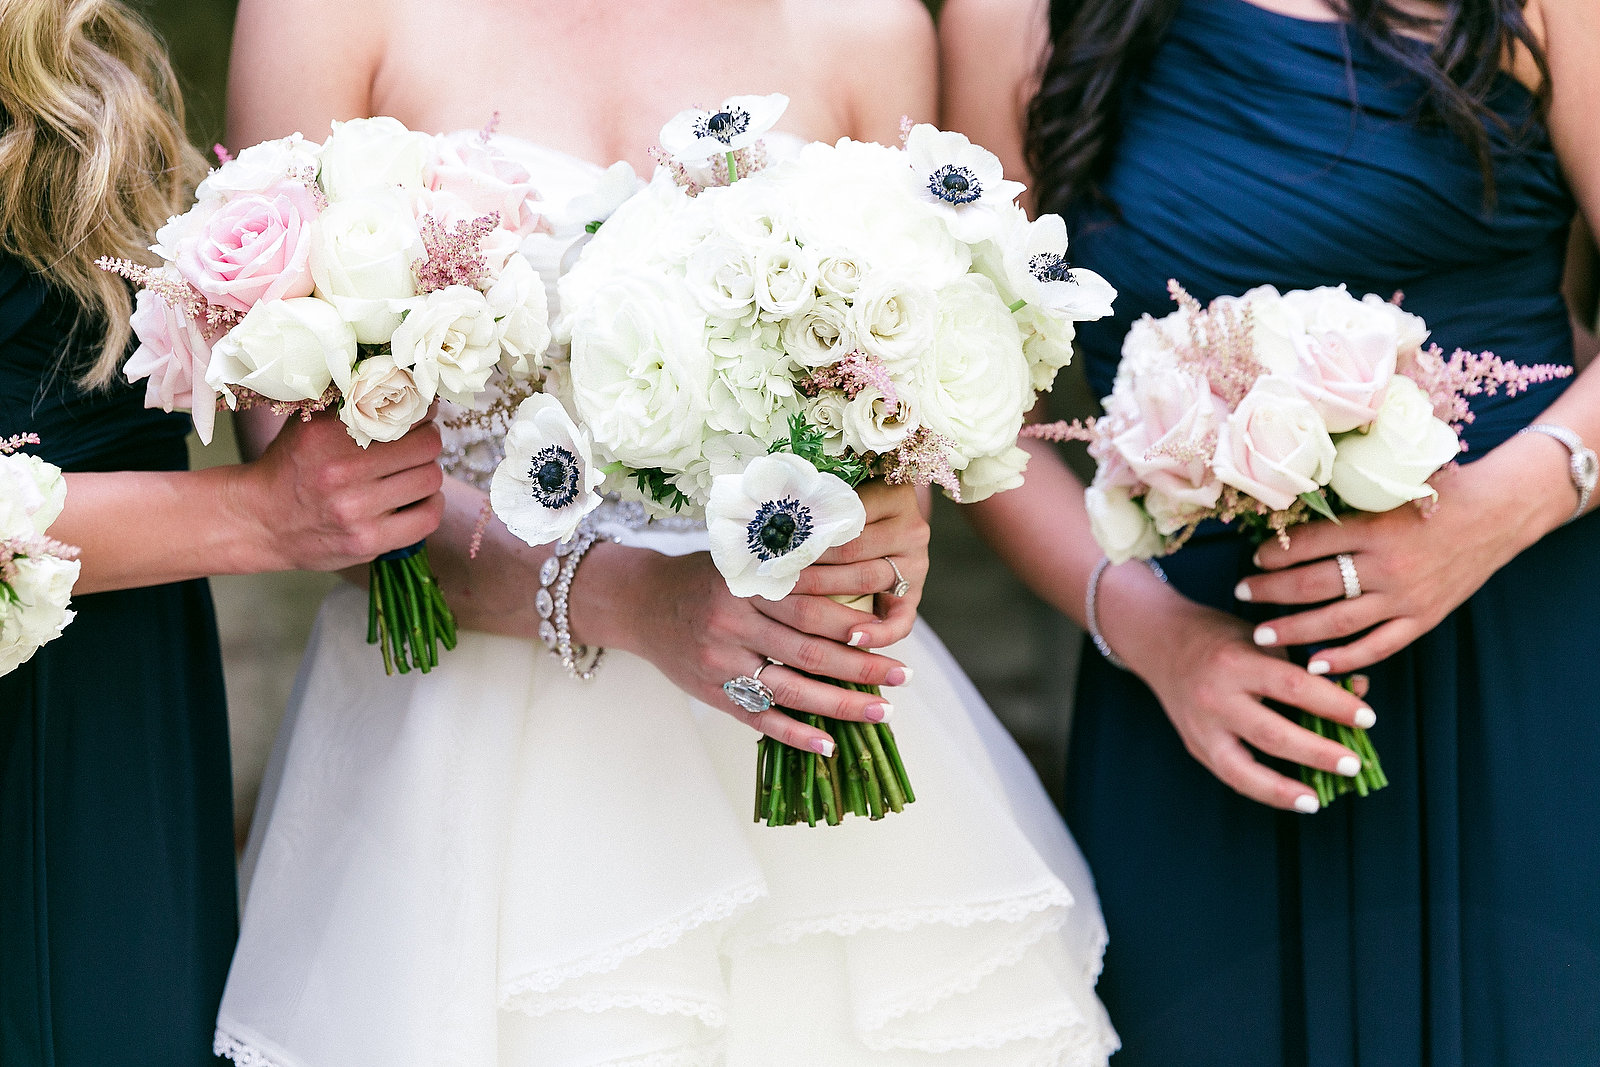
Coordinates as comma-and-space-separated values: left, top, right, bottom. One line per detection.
0, 253, 236, 1065
1057, 2, 1599, 1063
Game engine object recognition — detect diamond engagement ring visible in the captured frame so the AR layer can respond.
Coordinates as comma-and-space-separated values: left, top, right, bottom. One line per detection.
723, 664, 777, 715
1336, 553, 1363, 600
885, 557, 911, 598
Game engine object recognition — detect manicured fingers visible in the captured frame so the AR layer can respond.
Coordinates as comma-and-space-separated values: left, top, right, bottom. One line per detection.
1252, 520, 1357, 570
1304, 620, 1420, 676
1256, 658, 1376, 730
757, 662, 897, 725
1234, 557, 1348, 606
742, 706, 839, 755
1207, 735, 1327, 813
371, 459, 446, 514
1250, 597, 1389, 651
1232, 700, 1363, 782
754, 616, 912, 688
790, 558, 903, 598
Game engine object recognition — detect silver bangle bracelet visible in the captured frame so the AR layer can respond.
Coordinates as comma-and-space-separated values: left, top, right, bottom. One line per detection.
1085, 555, 1168, 671
536, 520, 613, 680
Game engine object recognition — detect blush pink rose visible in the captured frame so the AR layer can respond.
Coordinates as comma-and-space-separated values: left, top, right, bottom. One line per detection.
1106, 367, 1228, 530
1289, 325, 1398, 433
176, 180, 318, 313
1211, 376, 1336, 512
425, 134, 547, 237
124, 286, 222, 444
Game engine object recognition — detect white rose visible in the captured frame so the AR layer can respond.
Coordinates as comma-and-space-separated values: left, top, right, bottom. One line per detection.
207, 297, 357, 403
1211, 376, 1337, 512
317, 117, 432, 203
802, 391, 851, 454
196, 133, 319, 201
389, 286, 501, 405
956, 444, 1029, 503
780, 297, 849, 369
911, 274, 1031, 461
0, 554, 79, 675
1084, 483, 1163, 565
684, 236, 760, 324
565, 270, 712, 472
483, 255, 552, 378
842, 388, 916, 455
0, 453, 66, 537
339, 355, 430, 447
847, 274, 935, 372
309, 189, 423, 343
752, 241, 816, 319
1329, 376, 1461, 512
816, 253, 866, 300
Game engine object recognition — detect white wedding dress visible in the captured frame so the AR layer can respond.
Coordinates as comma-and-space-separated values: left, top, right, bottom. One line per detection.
214, 137, 1118, 1067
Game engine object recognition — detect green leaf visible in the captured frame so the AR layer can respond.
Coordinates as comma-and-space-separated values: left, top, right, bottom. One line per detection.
584, 220, 603, 234
1299, 490, 1342, 524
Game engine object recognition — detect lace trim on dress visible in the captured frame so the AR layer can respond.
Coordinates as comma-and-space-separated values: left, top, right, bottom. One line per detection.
500, 880, 766, 1007
214, 1029, 287, 1067
510, 990, 726, 1027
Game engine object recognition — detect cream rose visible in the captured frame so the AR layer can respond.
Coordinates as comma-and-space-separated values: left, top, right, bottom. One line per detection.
1211, 376, 1337, 512
483, 255, 552, 378
317, 117, 433, 203
1329, 376, 1461, 512
196, 133, 318, 201
389, 285, 501, 405
339, 355, 430, 447
207, 297, 357, 403
0, 554, 80, 675
0, 452, 66, 538
842, 388, 916, 455
308, 189, 423, 344
1085, 483, 1163, 564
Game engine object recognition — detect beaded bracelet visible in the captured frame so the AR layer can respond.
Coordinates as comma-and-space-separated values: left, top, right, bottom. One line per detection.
1085, 555, 1168, 671
536, 522, 612, 680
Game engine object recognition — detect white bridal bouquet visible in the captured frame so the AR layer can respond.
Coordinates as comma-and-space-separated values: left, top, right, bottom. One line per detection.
1032, 281, 1571, 804
100, 118, 553, 674
0, 435, 80, 676
490, 95, 1114, 825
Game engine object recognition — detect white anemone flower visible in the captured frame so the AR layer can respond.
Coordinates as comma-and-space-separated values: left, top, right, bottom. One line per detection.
905, 124, 1027, 243
706, 452, 866, 600
490, 394, 604, 546
659, 94, 789, 163
1001, 213, 1117, 320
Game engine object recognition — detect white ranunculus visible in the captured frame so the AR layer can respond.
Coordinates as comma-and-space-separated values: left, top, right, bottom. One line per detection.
911, 274, 1031, 461
1211, 375, 1337, 512
1084, 483, 1163, 564
0, 553, 80, 676
565, 270, 712, 472
780, 297, 850, 369
847, 274, 935, 372
904, 123, 1027, 244
339, 355, 430, 447
659, 93, 789, 162
841, 388, 915, 455
207, 297, 357, 403
308, 189, 423, 343
196, 134, 319, 202
1015, 302, 1078, 391
490, 394, 604, 545
706, 321, 803, 440
1329, 376, 1461, 512
705, 452, 866, 600
483, 255, 552, 377
956, 444, 1029, 503
0, 452, 67, 538
317, 117, 433, 203
389, 285, 501, 405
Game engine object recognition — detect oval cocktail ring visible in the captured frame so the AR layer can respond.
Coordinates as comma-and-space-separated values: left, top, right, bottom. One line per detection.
723, 662, 778, 714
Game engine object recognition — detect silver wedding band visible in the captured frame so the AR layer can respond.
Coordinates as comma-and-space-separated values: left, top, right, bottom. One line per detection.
885, 557, 910, 598
1336, 553, 1362, 600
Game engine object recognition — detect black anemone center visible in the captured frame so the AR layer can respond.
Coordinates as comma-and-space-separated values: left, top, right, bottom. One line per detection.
696, 107, 750, 145
928, 164, 982, 205
745, 497, 814, 561
1028, 251, 1077, 284
528, 445, 581, 510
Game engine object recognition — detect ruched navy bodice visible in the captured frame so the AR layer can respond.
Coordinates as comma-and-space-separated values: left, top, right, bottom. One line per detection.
1055, 3, 1600, 1064
1071, 0, 1574, 453
0, 252, 236, 1066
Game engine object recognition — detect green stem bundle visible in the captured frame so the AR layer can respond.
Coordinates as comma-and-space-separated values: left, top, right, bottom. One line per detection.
753, 678, 915, 827
366, 543, 458, 675
1298, 677, 1389, 806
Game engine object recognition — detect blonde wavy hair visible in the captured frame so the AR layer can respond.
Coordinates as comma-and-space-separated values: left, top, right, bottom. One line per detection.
0, 0, 206, 387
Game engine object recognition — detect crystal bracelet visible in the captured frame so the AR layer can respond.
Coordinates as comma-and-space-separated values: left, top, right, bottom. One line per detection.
536, 520, 613, 680
1085, 555, 1168, 671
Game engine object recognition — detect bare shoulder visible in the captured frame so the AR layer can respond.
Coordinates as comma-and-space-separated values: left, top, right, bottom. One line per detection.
939, 0, 1049, 182
790, 0, 938, 137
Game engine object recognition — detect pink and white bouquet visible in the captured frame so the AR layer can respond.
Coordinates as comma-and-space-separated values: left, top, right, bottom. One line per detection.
1032, 281, 1571, 803
490, 95, 1114, 825
0, 435, 80, 676
100, 117, 553, 674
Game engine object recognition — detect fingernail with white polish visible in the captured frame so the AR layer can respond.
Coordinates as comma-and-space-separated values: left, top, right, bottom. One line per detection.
1307, 659, 1330, 675
1294, 794, 1320, 814
885, 666, 913, 687
1233, 581, 1252, 602
1354, 706, 1377, 729
848, 631, 867, 647
810, 737, 835, 758
865, 702, 894, 723
1252, 549, 1263, 569
1253, 626, 1277, 646
1336, 755, 1362, 777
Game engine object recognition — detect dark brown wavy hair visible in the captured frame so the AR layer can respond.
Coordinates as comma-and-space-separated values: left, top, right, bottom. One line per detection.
1025, 0, 1550, 216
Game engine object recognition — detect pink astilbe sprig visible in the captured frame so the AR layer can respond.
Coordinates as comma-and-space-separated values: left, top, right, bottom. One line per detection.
1168, 280, 1264, 407
229, 384, 340, 422
1021, 417, 1098, 445
212, 144, 232, 165
467, 499, 494, 560
478, 110, 502, 145
899, 114, 915, 147
95, 256, 242, 333
0, 534, 81, 588
803, 350, 900, 407
649, 146, 706, 197
0, 433, 40, 456
287, 165, 330, 211
412, 212, 500, 293
879, 427, 962, 501
1403, 343, 1574, 435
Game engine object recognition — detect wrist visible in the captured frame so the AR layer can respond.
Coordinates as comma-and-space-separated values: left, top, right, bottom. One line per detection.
1092, 559, 1190, 679
564, 540, 652, 651
214, 462, 291, 574
1471, 435, 1578, 551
